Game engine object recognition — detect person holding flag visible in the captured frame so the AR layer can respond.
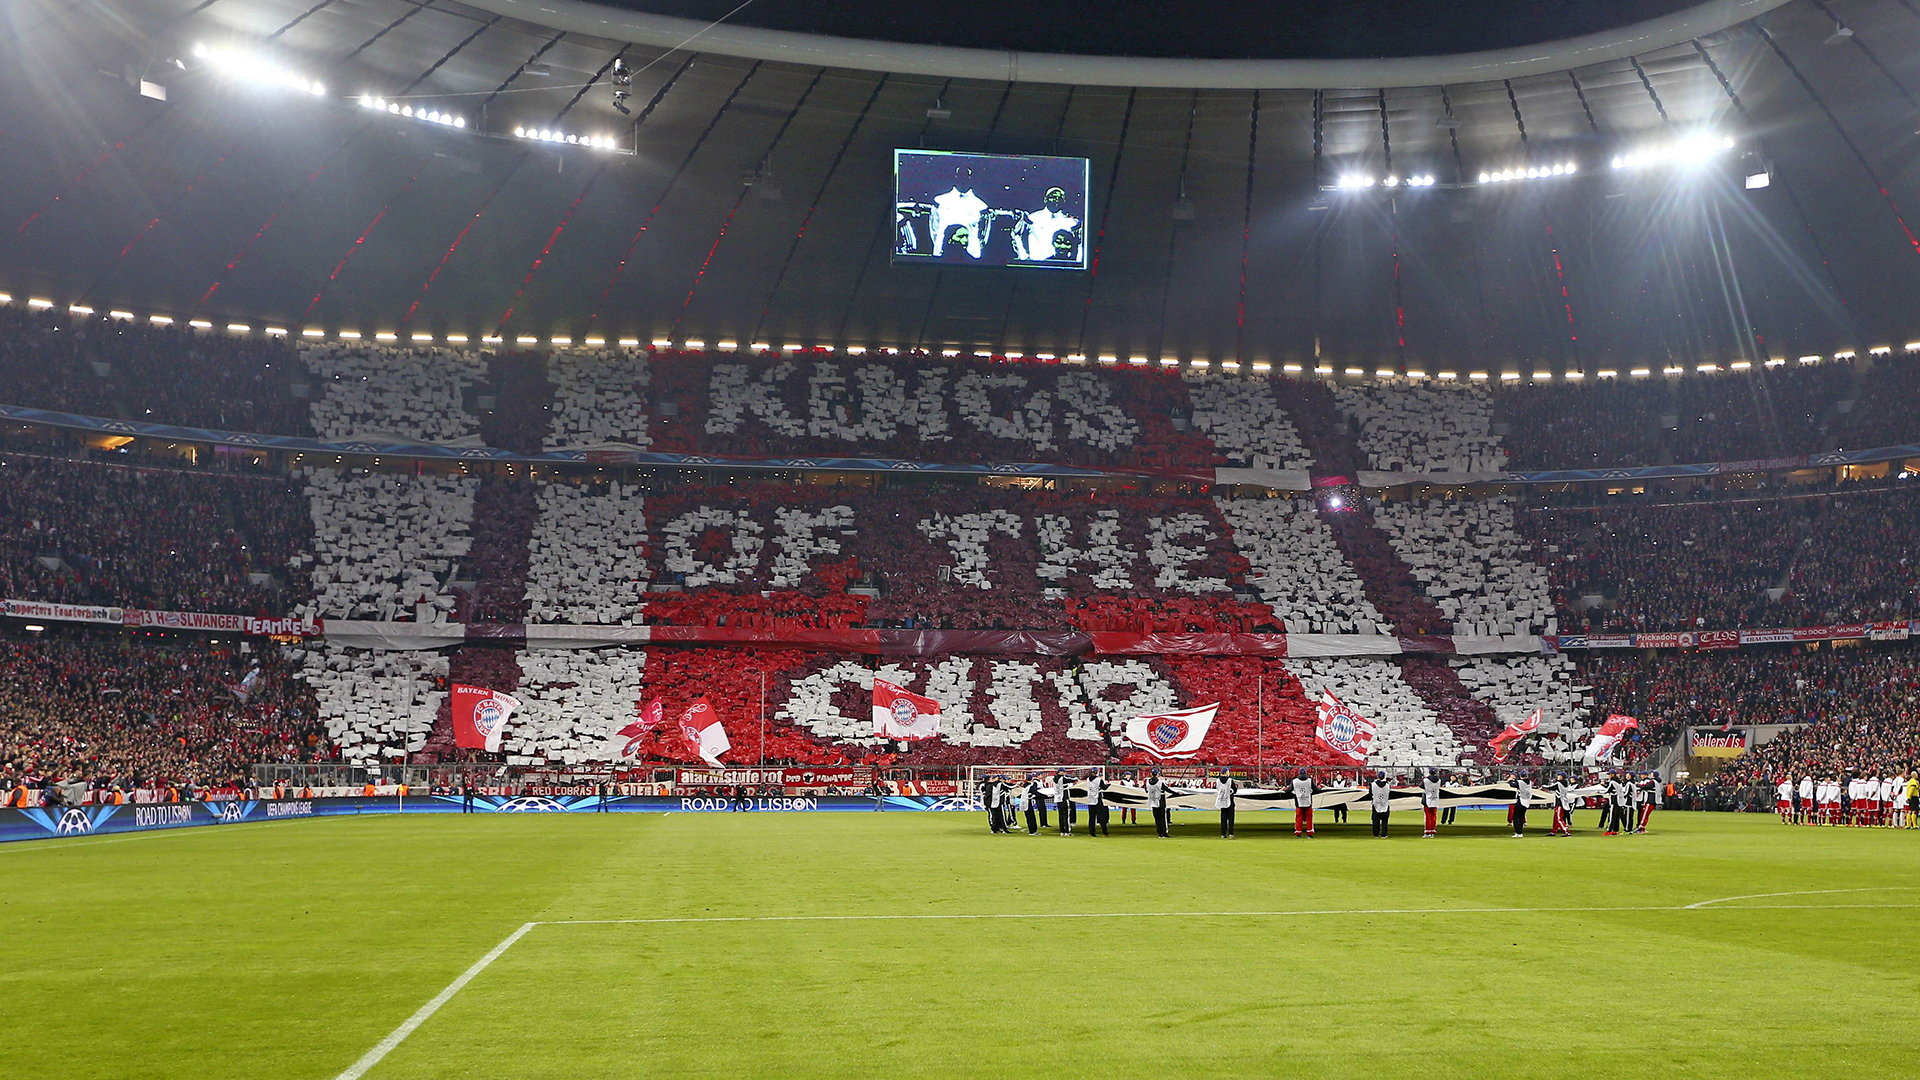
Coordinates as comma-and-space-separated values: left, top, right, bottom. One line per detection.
1511, 771, 1532, 837
1214, 770, 1238, 839
1146, 769, 1171, 838
1368, 771, 1393, 838
1489, 708, 1542, 762
675, 698, 731, 767
1421, 767, 1442, 838
1086, 770, 1109, 837
1055, 771, 1074, 836
1291, 768, 1317, 837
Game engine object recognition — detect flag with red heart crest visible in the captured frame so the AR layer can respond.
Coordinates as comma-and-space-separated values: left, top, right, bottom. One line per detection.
1123, 703, 1218, 758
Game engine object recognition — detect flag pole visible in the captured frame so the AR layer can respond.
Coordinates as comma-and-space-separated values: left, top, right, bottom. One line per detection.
759, 669, 766, 767
1256, 675, 1263, 782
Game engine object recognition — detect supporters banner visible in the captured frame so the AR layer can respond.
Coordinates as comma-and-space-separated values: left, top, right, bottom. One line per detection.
1632, 632, 1694, 648
1870, 621, 1913, 642
1739, 629, 1794, 645
1688, 729, 1752, 758
1587, 634, 1635, 649
1696, 631, 1739, 650
1, 598, 122, 624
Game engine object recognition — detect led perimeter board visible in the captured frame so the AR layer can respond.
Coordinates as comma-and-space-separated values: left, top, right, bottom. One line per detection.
893, 149, 1090, 270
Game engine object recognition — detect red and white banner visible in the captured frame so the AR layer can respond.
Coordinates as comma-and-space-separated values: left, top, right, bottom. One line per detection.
1123, 703, 1218, 758
599, 700, 664, 764
451, 684, 520, 753
676, 697, 730, 766
1696, 630, 1739, 650
1870, 621, 1912, 642
675, 767, 874, 789
0, 598, 121, 624
1314, 690, 1378, 764
872, 679, 942, 740
1488, 707, 1541, 762
1583, 714, 1639, 766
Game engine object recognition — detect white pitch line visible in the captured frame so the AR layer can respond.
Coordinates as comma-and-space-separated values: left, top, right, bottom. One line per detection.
1683, 886, 1920, 909
333, 921, 537, 1080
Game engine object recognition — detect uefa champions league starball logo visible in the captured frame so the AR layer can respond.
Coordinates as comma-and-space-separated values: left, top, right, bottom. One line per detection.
55, 809, 93, 834
218, 802, 247, 822
497, 797, 567, 813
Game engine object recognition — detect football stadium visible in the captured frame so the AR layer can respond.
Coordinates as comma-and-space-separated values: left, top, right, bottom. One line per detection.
2, 0, 1919, 1075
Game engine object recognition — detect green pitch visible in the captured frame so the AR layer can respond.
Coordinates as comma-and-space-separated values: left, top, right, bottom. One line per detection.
3, 811, 1917, 1079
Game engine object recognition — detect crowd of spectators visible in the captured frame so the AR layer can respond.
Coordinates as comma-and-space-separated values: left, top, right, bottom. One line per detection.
0, 636, 330, 796
0, 306, 309, 435
0, 453, 311, 615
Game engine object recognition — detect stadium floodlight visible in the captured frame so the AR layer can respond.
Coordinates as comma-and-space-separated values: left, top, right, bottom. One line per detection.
481, 334, 503, 344
1283, 363, 1303, 373
1004, 351, 1024, 359
1799, 355, 1821, 364
551, 336, 571, 346
1534, 371, 1553, 381
1159, 357, 1180, 368
1335, 174, 1375, 189
69, 304, 94, 315
1469, 371, 1489, 380
361, 96, 466, 129
749, 342, 770, 352
448, 334, 469, 344
26, 297, 52, 308
718, 340, 739, 351
1598, 369, 1618, 379
683, 339, 705, 349
978, 351, 998, 359
1436, 370, 1456, 380
1034, 352, 1055, 361
1480, 162, 1577, 185
1344, 367, 1365, 376
940, 349, 960, 357
302, 327, 324, 337
338, 329, 360, 339
1375, 367, 1395, 377
651, 338, 671, 348
411, 332, 433, 343
109, 310, 134, 320
1613, 132, 1734, 172
1833, 350, 1856, 360
1190, 359, 1210, 369
1906, 342, 1920, 352
0, 292, 11, 303
1869, 345, 1891, 356
227, 323, 250, 334
1765, 357, 1786, 366
193, 43, 324, 96
1382, 175, 1399, 188
1697, 363, 1718, 372
618, 338, 640, 348
1629, 368, 1650, 377
1730, 361, 1750, 370
513, 127, 619, 150
784, 344, 805, 352
375, 331, 398, 341
1219, 360, 1239, 372
1406, 369, 1425, 379
1564, 370, 1583, 380
150, 314, 173, 325
516, 335, 539, 345
188, 319, 212, 329
1500, 371, 1520, 381
1129, 356, 1149, 366
1663, 365, 1684, 374
1315, 365, 1334, 375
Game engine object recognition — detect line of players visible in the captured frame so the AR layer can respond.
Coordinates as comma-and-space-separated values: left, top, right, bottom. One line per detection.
979, 768, 1661, 838
1774, 772, 1918, 826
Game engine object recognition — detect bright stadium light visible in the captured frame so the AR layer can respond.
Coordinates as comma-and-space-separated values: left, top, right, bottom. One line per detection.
1598, 369, 1618, 379
302, 327, 324, 338
513, 127, 619, 150
1799, 355, 1822, 364
1630, 368, 1651, 377
1283, 363, 1303, 373
1833, 350, 1856, 360
1729, 361, 1750, 371
193, 43, 325, 96
1437, 371, 1456, 380
1613, 132, 1734, 172
1480, 162, 1577, 185
360, 95, 466, 129
1869, 345, 1891, 356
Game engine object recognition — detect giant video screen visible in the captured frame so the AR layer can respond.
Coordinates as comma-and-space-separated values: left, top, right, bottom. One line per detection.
893, 149, 1090, 270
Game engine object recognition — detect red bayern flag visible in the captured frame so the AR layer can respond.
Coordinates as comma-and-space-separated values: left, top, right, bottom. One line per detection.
1314, 690, 1377, 764
451, 684, 520, 753
1488, 707, 1543, 762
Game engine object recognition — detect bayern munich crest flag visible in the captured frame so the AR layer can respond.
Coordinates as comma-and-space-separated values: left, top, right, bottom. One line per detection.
1123, 703, 1218, 758
1583, 713, 1639, 766
1314, 690, 1377, 764
677, 697, 730, 766
451, 684, 521, 753
1488, 707, 1543, 762
600, 699, 665, 763
873, 678, 942, 740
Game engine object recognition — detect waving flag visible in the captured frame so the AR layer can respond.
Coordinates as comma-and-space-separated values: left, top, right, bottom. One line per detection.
451, 684, 520, 753
226, 665, 261, 704
1583, 713, 1639, 766
1124, 703, 1218, 758
1314, 690, 1377, 764
873, 679, 942, 740
677, 697, 730, 766
1488, 707, 1543, 762
600, 699, 664, 763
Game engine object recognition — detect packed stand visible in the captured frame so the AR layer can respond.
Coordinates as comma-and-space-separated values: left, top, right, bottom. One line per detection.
1374, 496, 1557, 636
0, 306, 309, 435
1519, 500, 1798, 632
1331, 380, 1507, 475
525, 480, 652, 624
0, 454, 311, 616
299, 468, 474, 621
1214, 496, 1386, 634
545, 349, 651, 449
1182, 371, 1313, 473
0, 638, 328, 794
302, 343, 486, 443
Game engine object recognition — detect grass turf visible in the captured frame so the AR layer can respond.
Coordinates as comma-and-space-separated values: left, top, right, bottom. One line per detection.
2, 810, 1916, 1079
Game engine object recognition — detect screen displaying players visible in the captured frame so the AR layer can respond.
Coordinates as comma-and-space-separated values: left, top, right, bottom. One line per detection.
893, 149, 1090, 270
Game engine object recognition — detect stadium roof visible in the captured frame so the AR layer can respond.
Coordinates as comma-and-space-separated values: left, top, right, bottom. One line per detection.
2, 0, 1917, 369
